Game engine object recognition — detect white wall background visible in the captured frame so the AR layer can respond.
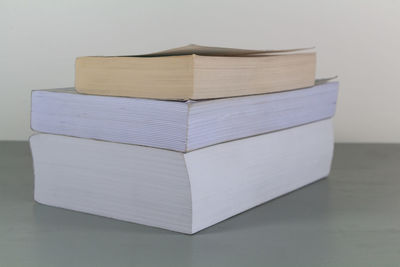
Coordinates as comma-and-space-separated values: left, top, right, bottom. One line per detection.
1, 0, 399, 142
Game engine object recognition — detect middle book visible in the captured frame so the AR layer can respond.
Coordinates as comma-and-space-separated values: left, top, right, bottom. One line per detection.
31, 81, 338, 152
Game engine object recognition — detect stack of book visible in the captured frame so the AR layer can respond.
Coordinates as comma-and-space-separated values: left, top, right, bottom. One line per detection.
30, 45, 338, 234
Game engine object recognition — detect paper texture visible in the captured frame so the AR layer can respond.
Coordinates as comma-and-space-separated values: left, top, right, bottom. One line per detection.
31, 82, 338, 152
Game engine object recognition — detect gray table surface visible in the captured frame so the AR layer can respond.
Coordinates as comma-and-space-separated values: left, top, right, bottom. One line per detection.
1, 142, 399, 267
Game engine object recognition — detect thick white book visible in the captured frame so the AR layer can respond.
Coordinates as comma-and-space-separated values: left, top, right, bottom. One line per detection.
31, 82, 338, 152
30, 119, 334, 234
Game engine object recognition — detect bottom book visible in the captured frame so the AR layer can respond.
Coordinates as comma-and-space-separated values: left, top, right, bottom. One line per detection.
30, 119, 334, 234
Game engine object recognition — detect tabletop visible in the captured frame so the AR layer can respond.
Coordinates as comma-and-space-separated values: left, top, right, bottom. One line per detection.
1, 142, 399, 267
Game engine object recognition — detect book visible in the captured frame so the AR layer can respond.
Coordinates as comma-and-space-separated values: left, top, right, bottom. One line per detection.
75, 44, 316, 100
31, 81, 338, 152
30, 119, 334, 234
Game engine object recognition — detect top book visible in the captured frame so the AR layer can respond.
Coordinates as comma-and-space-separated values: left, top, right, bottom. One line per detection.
75, 44, 316, 100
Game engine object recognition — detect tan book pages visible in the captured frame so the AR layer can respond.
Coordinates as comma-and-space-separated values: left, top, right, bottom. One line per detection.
76, 55, 195, 100
75, 45, 316, 100
192, 53, 315, 99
